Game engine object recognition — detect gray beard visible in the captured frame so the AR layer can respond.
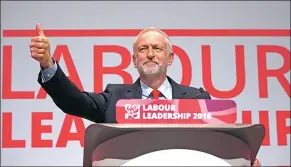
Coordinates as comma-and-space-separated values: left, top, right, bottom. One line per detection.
137, 63, 167, 76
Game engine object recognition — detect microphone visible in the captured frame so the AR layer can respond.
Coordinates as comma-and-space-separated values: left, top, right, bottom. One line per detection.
138, 90, 166, 99
189, 88, 210, 99
138, 90, 153, 99
138, 88, 210, 99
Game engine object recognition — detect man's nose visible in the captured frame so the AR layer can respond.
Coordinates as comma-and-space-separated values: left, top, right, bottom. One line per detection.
147, 48, 155, 58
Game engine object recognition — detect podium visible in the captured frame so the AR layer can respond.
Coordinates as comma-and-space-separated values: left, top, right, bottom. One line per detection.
83, 123, 265, 166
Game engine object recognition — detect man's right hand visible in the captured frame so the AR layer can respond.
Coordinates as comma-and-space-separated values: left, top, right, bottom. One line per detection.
30, 23, 53, 68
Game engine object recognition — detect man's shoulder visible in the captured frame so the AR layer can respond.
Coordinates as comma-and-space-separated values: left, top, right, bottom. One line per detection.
167, 76, 208, 95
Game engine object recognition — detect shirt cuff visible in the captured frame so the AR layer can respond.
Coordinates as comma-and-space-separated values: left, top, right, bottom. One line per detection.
40, 61, 57, 83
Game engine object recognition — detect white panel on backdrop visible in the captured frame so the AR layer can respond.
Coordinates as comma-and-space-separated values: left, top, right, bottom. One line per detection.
1, 1, 290, 166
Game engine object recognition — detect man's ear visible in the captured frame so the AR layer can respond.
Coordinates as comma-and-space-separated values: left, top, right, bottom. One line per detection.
167, 52, 174, 66
132, 54, 137, 68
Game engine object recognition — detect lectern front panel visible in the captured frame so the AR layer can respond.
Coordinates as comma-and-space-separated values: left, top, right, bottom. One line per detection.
92, 130, 250, 166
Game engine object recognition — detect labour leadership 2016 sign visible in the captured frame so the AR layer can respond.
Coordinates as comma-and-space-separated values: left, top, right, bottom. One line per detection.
116, 99, 237, 124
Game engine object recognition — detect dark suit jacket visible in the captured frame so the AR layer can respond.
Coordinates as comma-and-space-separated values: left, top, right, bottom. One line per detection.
38, 63, 211, 123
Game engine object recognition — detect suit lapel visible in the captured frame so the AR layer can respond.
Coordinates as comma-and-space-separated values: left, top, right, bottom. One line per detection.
167, 76, 187, 99
124, 78, 142, 99
124, 76, 188, 99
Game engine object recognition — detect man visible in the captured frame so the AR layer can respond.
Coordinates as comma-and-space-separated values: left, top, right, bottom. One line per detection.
29, 24, 211, 123
30, 24, 261, 166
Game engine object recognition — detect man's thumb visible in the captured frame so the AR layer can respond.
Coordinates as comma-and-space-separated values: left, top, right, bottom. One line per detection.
36, 23, 45, 36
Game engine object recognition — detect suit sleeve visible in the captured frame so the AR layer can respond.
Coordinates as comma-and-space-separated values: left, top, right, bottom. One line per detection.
38, 63, 111, 123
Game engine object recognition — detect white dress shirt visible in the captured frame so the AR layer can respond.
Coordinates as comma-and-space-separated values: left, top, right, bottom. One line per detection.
140, 79, 172, 99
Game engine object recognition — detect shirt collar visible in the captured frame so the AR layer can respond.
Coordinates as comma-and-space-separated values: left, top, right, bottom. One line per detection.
140, 78, 172, 99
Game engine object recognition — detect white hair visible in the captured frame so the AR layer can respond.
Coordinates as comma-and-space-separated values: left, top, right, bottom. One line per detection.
133, 27, 173, 56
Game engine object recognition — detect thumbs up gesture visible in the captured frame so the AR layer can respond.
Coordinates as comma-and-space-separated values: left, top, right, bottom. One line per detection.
30, 23, 53, 68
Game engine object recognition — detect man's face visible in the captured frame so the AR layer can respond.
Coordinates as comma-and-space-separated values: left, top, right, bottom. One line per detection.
133, 31, 174, 76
